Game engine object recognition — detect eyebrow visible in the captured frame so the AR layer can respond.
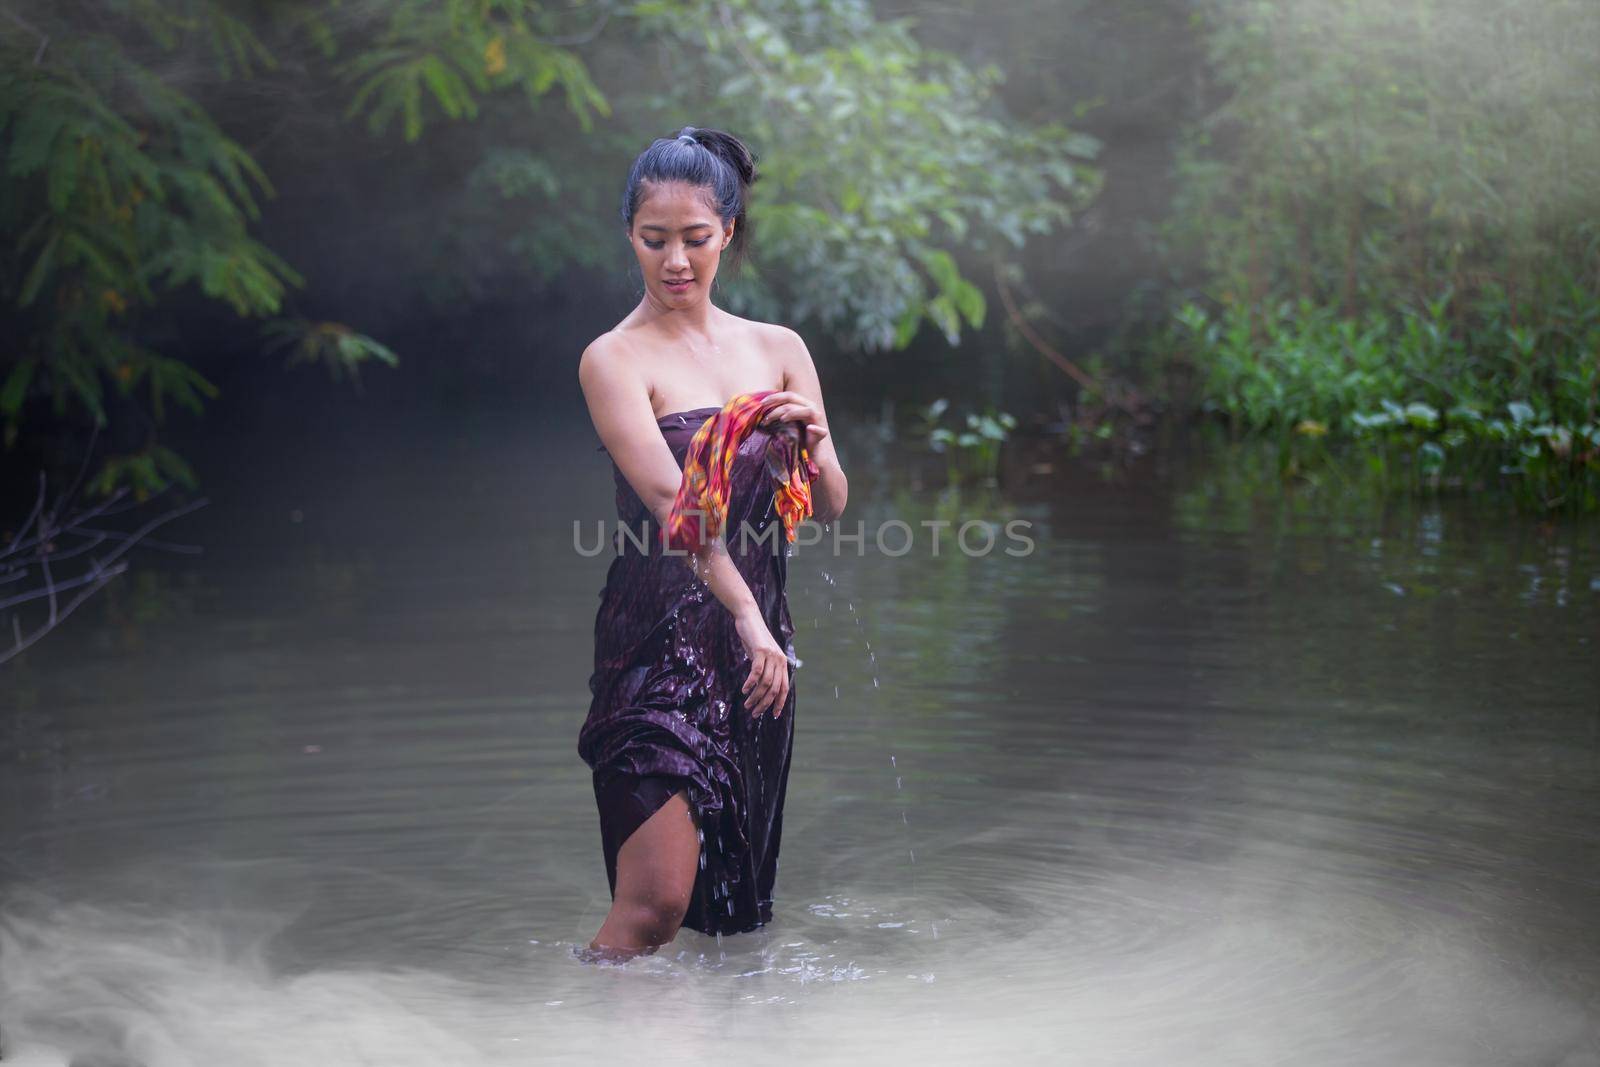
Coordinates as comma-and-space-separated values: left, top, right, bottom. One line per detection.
638, 223, 713, 232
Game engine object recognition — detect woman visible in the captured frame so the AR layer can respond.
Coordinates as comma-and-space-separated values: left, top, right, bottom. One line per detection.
576, 126, 848, 961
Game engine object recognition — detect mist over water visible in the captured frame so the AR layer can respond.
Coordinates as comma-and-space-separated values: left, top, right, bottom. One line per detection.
6, 0, 1598, 1058
3, 406, 1597, 1065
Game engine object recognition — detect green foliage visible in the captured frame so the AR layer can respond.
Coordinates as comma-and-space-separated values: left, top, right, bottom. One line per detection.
616, 0, 1100, 350
917, 397, 1017, 487
87, 442, 199, 502
0, 0, 608, 494
0, 25, 299, 467
1153, 0, 1600, 514
1, 0, 1097, 497
262, 318, 400, 390
338, 1, 610, 141
1165, 0, 1600, 317
1159, 291, 1600, 512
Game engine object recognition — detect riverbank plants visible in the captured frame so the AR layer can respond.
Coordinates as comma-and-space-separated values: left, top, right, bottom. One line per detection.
915, 397, 1018, 488
1154, 0, 1600, 514
1158, 288, 1600, 512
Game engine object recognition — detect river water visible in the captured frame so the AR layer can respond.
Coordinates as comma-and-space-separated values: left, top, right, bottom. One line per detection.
2, 403, 1597, 1066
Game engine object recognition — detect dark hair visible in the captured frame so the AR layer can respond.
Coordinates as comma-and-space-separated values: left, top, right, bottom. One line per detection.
619, 125, 759, 274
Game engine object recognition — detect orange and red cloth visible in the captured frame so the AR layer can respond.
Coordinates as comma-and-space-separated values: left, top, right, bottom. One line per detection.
666, 389, 821, 552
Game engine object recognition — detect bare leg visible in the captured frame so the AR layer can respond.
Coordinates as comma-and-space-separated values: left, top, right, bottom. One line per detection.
585, 788, 699, 961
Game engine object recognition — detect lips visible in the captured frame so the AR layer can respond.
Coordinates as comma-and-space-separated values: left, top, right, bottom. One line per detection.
664, 279, 694, 289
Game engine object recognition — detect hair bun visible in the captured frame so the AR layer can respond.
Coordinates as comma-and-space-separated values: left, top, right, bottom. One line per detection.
619, 126, 760, 273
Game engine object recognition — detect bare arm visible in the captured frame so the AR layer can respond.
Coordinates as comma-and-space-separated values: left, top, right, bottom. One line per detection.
579, 339, 790, 716
777, 329, 849, 524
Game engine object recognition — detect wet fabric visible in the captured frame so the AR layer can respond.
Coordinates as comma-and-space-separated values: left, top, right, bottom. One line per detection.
579, 399, 812, 935
667, 389, 820, 553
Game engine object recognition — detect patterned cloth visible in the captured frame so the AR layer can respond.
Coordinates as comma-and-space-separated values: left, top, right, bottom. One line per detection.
666, 389, 821, 553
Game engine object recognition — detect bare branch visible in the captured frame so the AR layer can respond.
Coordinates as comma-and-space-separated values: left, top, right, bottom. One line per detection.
0, 468, 209, 667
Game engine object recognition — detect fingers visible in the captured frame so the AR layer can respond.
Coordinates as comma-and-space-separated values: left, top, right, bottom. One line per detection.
741, 657, 770, 714
762, 408, 818, 432
759, 393, 819, 428
771, 659, 789, 717
748, 654, 777, 715
742, 650, 790, 717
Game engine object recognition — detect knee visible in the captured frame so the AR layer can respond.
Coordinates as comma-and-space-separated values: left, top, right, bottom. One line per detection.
622, 887, 692, 944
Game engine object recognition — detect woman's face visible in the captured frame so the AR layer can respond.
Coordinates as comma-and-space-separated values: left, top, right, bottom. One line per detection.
627, 181, 734, 307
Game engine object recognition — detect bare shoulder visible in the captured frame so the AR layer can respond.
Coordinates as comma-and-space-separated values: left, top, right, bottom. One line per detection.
578, 328, 638, 378
577, 330, 646, 403
579, 328, 627, 365
748, 318, 805, 353
739, 318, 809, 380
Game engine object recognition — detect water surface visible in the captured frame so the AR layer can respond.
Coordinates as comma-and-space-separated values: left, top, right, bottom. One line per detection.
3, 405, 1597, 1066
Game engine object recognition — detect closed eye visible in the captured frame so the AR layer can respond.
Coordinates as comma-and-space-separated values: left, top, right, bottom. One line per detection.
643, 238, 711, 249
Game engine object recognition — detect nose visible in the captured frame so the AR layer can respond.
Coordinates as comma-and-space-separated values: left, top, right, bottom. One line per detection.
664, 242, 690, 270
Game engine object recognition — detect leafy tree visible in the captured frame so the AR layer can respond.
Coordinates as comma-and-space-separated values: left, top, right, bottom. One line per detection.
0, 0, 1099, 498
1154, 0, 1600, 510
1165, 0, 1600, 323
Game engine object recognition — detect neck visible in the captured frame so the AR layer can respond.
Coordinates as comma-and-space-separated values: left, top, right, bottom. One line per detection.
639, 293, 717, 335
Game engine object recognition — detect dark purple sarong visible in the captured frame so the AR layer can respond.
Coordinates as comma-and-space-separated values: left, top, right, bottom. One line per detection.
579, 405, 800, 936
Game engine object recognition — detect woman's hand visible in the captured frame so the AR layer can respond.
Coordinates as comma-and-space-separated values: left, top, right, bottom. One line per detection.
734, 608, 790, 718
759, 390, 829, 455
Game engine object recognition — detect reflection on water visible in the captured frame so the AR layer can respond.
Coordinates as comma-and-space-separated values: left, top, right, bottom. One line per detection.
2, 408, 1597, 1065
